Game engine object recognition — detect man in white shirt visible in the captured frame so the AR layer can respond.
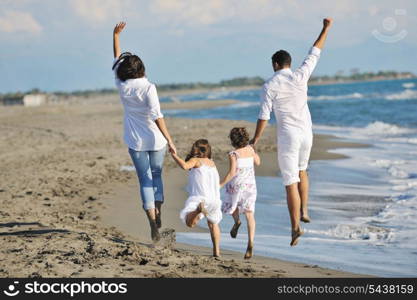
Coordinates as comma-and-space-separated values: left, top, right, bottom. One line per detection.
251, 18, 333, 246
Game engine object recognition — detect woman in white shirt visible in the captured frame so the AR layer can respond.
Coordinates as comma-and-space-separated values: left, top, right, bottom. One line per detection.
112, 22, 176, 242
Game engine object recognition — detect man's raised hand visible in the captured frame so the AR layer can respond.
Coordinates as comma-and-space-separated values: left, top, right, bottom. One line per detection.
323, 18, 333, 29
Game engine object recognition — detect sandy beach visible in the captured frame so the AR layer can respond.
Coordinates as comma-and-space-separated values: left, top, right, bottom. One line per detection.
0, 95, 368, 277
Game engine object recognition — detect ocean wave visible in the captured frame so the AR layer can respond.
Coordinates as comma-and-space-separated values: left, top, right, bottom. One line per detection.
372, 159, 410, 179
373, 159, 405, 168
162, 108, 193, 115
388, 166, 409, 179
229, 102, 258, 108
308, 92, 363, 101
308, 89, 417, 101
370, 194, 417, 235
402, 82, 415, 89
308, 224, 393, 242
315, 122, 417, 145
360, 121, 414, 137
385, 89, 417, 100
391, 180, 417, 192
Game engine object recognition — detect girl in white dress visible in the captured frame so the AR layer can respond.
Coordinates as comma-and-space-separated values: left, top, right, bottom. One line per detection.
220, 128, 260, 259
171, 139, 222, 257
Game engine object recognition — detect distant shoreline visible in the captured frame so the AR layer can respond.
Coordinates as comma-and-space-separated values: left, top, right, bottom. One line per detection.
309, 75, 416, 87
1, 74, 415, 102
147, 76, 417, 98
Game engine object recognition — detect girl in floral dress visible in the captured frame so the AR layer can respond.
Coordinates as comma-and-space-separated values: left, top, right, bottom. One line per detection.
220, 128, 260, 259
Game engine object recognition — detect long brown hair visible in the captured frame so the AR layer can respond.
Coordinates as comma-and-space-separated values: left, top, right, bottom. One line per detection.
185, 139, 212, 161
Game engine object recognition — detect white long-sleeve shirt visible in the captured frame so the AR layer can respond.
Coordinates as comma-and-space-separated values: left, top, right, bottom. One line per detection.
113, 58, 167, 151
258, 46, 321, 136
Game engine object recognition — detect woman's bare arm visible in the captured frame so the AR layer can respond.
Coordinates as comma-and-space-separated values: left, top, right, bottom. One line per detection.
113, 22, 126, 58
155, 118, 177, 154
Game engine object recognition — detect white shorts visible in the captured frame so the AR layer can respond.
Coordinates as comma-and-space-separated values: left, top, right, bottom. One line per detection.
277, 131, 313, 186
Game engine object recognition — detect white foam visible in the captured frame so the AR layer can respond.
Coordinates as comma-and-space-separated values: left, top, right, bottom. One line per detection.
388, 166, 409, 178
385, 89, 417, 100
407, 138, 417, 144
315, 122, 417, 249
392, 181, 417, 191
360, 121, 414, 137
308, 92, 363, 101
162, 108, 194, 115
315, 122, 416, 141
373, 159, 405, 168
229, 102, 258, 108
372, 159, 411, 180
307, 224, 394, 242
206, 91, 232, 99
402, 82, 415, 89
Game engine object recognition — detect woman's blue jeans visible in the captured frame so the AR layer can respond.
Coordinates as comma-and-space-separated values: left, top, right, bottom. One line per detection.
128, 147, 166, 210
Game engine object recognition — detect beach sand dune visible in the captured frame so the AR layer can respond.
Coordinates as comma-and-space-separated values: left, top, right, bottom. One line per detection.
0, 99, 366, 277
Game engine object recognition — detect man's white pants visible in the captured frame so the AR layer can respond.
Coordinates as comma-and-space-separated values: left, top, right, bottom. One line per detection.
277, 130, 313, 186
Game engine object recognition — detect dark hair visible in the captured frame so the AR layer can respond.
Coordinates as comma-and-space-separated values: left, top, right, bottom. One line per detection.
113, 52, 145, 81
229, 127, 249, 149
271, 50, 291, 67
185, 139, 212, 161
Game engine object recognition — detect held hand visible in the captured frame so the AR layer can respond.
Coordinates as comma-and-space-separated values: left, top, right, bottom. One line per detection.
168, 142, 177, 155
113, 22, 126, 35
323, 18, 333, 29
249, 138, 258, 146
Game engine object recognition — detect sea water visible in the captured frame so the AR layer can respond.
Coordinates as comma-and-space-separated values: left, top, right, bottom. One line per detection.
161, 78, 417, 277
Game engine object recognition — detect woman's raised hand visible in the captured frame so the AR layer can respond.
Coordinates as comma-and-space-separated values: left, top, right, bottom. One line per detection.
113, 22, 125, 58
113, 22, 126, 36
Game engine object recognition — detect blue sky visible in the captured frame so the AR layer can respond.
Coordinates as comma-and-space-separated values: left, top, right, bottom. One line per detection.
0, 0, 416, 93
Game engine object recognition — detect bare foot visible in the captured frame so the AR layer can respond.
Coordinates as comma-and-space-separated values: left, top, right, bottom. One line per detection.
230, 220, 241, 238
290, 227, 304, 247
300, 215, 311, 223
300, 210, 311, 223
244, 244, 253, 259
213, 252, 221, 258
198, 201, 208, 216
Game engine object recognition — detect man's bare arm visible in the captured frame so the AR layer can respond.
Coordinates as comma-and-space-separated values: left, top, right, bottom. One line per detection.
113, 22, 126, 58
313, 18, 333, 50
249, 119, 268, 146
